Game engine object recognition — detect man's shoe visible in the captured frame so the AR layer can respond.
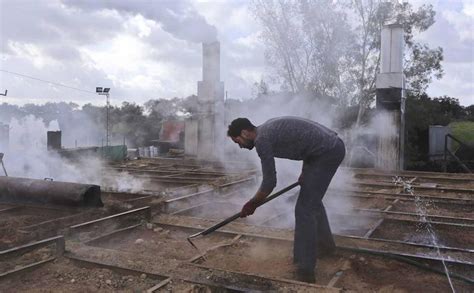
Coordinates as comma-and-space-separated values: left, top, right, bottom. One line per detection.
295, 268, 316, 283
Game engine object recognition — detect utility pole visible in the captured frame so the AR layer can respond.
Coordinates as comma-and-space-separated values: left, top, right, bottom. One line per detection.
96, 87, 111, 147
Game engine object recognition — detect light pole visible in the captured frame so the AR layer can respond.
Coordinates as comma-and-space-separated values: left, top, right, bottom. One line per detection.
96, 87, 111, 147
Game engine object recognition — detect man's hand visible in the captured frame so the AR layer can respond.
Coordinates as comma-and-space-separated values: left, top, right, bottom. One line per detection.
241, 190, 271, 218
240, 200, 258, 217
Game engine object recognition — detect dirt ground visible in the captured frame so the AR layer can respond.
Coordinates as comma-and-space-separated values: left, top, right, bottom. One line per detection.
155, 279, 223, 292
0, 207, 69, 250
370, 219, 473, 249
174, 201, 285, 227
0, 227, 29, 250
175, 202, 243, 220
0, 246, 54, 273
336, 252, 473, 292
2, 162, 471, 292
199, 236, 473, 292
0, 258, 161, 292
391, 200, 473, 218
153, 278, 265, 293
87, 224, 234, 262
0, 208, 68, 229
326, 194, 393, 210
198, 236, 345, 285
0, 204, 15, 210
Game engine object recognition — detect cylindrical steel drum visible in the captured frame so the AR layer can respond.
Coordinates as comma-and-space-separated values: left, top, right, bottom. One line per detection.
0, 176, 103, 207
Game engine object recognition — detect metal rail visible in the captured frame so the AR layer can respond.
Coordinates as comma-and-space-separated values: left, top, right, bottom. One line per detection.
20, 210, 98, 232
107, 166, 244, 176
154, 215, 474, 266
182, 262, 338, 292
84, 223, 142, 246
331, 189, 473, 205
354, 180, 474, 194
444, 134, 472, 173
68, 206, 151, 238
66, 229, 330, 291
351, 208, 474, 226
0, 258, 55, 279
0, 235, 65, 262
161, 183, 473, 226
331, 187, 474, 201
66, 254, 168, 281
346, 166, 474, 179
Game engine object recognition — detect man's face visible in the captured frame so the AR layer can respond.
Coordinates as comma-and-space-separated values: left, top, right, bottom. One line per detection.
231, 134, 254, 150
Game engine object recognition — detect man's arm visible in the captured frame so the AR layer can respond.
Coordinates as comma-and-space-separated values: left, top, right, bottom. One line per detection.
252, 189, 271, 204
241, 140, 276, 217
257, 139, 277, 194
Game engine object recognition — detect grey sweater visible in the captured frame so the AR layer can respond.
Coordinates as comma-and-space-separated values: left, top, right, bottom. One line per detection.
255, 116, 339, 192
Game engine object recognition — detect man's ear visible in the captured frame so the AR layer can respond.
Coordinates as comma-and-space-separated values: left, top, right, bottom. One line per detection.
241, 129, 249, 139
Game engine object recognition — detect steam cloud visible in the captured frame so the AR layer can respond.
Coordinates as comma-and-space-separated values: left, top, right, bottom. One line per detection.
1, 115, 147, 193
63, 0, 217, 43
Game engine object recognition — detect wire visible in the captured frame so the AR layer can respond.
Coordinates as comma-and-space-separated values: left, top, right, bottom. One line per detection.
0, 69, 97, 94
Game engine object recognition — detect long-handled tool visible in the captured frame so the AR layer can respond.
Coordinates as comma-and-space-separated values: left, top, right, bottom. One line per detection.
187, 182, 300, 250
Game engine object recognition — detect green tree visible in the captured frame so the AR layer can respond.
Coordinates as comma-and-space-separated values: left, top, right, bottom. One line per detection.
433, 96, 465, 120
251, 0, 443, 125
0, 103, 21, 123
465, 105, 474, 121
110, 102, 148, 147
252, 0, 353, 98
404, 94, 468, 169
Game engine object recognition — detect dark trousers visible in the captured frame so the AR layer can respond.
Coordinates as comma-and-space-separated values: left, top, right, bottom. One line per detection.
293, 138, 345, 271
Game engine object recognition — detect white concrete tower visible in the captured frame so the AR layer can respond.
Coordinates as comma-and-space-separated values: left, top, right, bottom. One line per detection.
375, 24, 405, 170
196, 42, 225, 160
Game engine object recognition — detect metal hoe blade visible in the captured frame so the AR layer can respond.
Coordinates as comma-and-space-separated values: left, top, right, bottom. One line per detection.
185, 182, 299, 249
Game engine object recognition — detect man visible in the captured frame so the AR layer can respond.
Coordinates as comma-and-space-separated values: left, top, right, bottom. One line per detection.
227, 116, 345, 283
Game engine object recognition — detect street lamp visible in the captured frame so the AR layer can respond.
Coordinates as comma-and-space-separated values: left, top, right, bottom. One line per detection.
96, 87, 111, 147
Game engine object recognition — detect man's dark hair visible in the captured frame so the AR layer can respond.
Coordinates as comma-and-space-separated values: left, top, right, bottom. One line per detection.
227, 118, 256, 137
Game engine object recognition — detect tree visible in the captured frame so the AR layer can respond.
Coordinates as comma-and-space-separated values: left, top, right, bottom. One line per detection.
433, 96, 465, 120
180, 95, 199, 116
252, 0, 353, 99
0, 103, 21, 122
465, 105, 474, 121
404, 93, 468, 169
252, 79, 270, 98
251, 0, 444, 125
145, 98, 184, 120
111, 102, 148, 147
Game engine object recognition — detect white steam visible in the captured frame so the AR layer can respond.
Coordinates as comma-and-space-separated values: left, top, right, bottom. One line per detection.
63, 0, 217, 43
346, 110, 399, 168
1, 115, 147, 193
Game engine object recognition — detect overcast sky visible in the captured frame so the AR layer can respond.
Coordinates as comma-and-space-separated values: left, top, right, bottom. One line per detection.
0, 0, 473, 107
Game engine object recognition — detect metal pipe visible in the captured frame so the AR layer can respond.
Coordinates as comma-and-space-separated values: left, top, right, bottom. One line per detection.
0, 176, 103, 207
187, 182, 299, 248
